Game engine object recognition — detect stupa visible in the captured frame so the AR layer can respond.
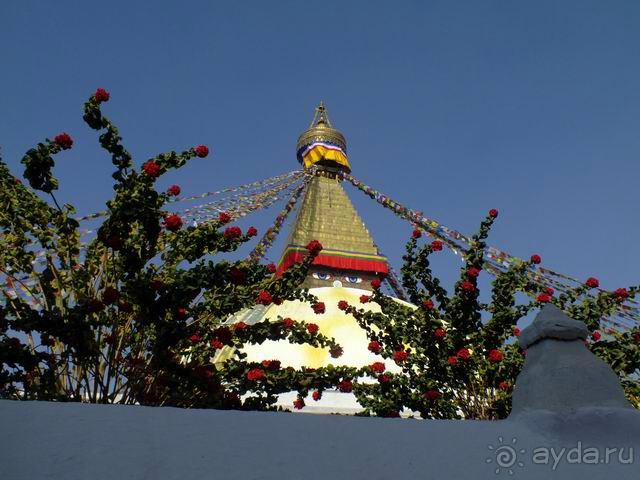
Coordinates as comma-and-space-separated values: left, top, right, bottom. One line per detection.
227, 103, 410, 413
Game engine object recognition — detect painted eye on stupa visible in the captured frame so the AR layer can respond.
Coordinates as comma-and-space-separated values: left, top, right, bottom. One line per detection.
312, 272, 332, 281
344, 276, 362, 284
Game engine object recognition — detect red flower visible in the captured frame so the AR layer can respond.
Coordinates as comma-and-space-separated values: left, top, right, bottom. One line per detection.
88, 299, 105, 313
614, 288, 629, 299
447, 356, 458, 366
218, 212, 231, 224
592, 331, 601, 342
163, 214, 183, 232
105, 235, 122, 250
422, 299, 434, 310
537, 293, 551, 303
176, 307, 188, 319
634, 333, 640, 344
234, 321, 248, 330
306, 240, 323, 253
467, 267, 480, 278
412, 229, 422, 239
210, 339, 223, 349
94, 88, 110, 103
142, 161, 161, 178
228, 267, 246, 285
425, 389, 441, 400
293, 398, 305, 410
273, 297, 283, 306
457, 348, 471, 360
266, 263, 277, 273
513, 327, 521, 337
282, 317, 295, 328
370, 362, 385, 373
54, 132, 73, 150
312, 302, 325, 314
530, 254, 542, 264
261, 360, 281, 371
337, 300, 349, 311
378, 374, 390, 383
329, 345, 343, 358
368, 341, 381, 353
546, 287, 554, 295
247, 226, 258, 237
102, 287, 119, 305
224, 226, 242, 239
256, 290, 273, 305
338, 380, 353, 393
247, 368, 264, 381
488, 349, 503, 363
150, 279, 165, 291
306, 323, 319, 334
489, 209, 499, 218
387, 410, 400, 418
586, 277, 600, 288
194, 145, 209, 158
312, 391, 322, 401
371, 279, 381, 289
434, 327, 446, 339
360, 295, 370, 304
460, 281, 475, 292
167, 184, 181, 196
499, 381, 510, 391
189, 334, 201, 344
431, 240, 443, 251
393, 350, 408, 362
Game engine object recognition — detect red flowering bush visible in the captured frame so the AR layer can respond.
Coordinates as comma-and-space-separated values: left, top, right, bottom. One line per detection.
0, 90, 347, 411
336, 210, 640, 418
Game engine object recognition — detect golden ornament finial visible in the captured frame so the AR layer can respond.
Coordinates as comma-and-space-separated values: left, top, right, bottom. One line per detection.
309, 101, 332, 128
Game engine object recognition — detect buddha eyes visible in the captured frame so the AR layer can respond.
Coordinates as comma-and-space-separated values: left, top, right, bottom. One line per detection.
313, 272, 332, 281
312, 273, 362, 284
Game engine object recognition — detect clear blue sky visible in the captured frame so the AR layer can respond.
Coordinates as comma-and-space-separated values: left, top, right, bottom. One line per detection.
1, 0, 639, 293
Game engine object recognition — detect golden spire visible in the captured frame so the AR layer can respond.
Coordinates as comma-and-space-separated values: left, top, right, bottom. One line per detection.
296, 102, 349, 172
309, 101, 332, 128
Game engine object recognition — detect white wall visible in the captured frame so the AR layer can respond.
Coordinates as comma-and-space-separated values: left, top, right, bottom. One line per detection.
0, 400, 638, 479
